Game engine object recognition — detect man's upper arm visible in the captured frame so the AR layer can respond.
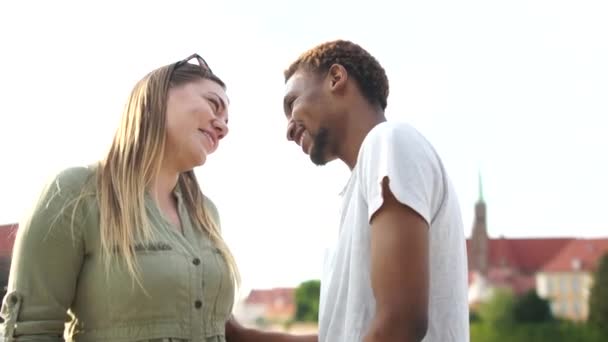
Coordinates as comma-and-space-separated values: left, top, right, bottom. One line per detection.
359, 124, 439, 340
369, 178, 429, 331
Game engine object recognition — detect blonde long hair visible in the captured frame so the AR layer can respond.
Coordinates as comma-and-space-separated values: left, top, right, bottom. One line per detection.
96, 56, 239, 287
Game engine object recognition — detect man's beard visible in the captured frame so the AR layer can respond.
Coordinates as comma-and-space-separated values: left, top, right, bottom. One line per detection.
310, 127, 331, 166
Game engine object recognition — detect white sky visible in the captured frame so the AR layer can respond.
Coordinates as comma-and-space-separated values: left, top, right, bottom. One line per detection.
1, 0, 607, 292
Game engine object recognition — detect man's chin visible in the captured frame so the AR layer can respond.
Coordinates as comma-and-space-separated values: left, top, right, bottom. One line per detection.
309, 127, 332, 165
310, 151, 335, 166
310, 156, 326, 166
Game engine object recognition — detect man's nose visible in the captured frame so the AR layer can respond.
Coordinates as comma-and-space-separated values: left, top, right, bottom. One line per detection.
286, 120, 297, 141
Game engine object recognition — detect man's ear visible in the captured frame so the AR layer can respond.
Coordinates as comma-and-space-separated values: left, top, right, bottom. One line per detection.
327, 64, 348, 93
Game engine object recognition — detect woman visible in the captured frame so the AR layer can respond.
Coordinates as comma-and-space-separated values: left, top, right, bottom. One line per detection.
0, 54, 240, 341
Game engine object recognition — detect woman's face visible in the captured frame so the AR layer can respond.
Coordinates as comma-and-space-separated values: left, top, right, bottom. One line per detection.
164, 78, 229, 171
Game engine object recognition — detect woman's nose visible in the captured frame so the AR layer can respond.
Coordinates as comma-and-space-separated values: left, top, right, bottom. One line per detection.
213, 119, 229, 140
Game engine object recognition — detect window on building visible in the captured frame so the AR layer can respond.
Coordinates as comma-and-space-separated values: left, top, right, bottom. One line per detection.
560, 276, 568, 294
573, 302, 581, 319
561, 301, 569, 316
547, 276, 554, 295
572, 276, 580, 293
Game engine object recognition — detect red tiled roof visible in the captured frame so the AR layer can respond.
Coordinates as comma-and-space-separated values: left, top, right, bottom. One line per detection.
245, 288, 295, 305
245, 287, 296, 320
487, 238, 518, 268
467, 237, 573, 273
0, 223, 18, 257
497, 238, 573, 272
541, 239, 608, 272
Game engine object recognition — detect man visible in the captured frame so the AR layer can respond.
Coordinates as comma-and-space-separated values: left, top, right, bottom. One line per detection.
281, 40, 469, 342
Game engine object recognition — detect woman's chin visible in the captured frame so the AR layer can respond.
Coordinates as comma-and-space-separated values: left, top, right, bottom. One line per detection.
194, 154, 207, 167
186, 152, 208, 170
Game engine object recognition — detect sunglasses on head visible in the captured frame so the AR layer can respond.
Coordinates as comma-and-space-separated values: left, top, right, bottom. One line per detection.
173, 53, 213, 74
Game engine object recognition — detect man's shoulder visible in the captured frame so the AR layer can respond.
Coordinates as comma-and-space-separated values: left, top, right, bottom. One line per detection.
360, 121, 435, 159
378, 120, 418, 133
365, 121, 427, 145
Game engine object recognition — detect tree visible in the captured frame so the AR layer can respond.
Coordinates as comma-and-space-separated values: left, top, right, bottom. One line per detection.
478, 288, 516, 330
0, 256, 10, 323
469, 310, 481, 323
589, 253, 608, 331
294, 280, 320, 322
513, 289, 553, 323
0, 256, 11, 295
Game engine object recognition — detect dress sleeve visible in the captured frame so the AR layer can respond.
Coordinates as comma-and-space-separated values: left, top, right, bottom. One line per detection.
1, 167, 90, 341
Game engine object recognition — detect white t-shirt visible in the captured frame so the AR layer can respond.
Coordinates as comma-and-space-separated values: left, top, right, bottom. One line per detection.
318, 121, 469, 342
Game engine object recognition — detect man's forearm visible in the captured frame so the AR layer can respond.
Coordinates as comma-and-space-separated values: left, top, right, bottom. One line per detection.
239, 327, 317, 342
363, 311, 427, 342
225, 315, 317, 342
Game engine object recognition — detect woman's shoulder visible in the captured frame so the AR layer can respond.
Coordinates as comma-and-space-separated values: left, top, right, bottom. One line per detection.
19, 165, 99, 238
36, 165, 99, 207
201, 194, 222, 227
46, 164, 97, 195
202, 194, 219, 216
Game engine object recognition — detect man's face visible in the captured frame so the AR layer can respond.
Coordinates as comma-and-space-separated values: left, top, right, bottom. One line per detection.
283, 70, 337, 166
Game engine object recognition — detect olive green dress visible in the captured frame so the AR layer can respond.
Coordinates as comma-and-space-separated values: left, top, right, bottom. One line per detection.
0, 166, 234, 341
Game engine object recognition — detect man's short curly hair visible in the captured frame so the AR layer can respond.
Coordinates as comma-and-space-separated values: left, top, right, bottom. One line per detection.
284, 40, 389, 110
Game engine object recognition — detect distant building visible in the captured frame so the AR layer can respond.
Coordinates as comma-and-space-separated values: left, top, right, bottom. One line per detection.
536, 238, 608, 321
234, 288, 296, 327
467, 175, 570, 304
0, 223, 18, 293
0, 223, 17, 258
466, 175, 608, 321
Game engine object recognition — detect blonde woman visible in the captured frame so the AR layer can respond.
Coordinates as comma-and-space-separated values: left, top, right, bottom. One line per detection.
1, 54, 243, 341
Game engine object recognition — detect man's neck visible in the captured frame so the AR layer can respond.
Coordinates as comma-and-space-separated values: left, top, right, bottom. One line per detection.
338, 104, 386, 170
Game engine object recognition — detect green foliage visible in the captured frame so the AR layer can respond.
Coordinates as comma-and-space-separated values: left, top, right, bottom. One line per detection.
589, 253, 608, 332
294, 279, 320, 322
478, 288, 516, 330
0, 256, 10, 300
469, 310, 481, 323
471, 283, 607, 341
254, 316, 268, 328
471, 322, 608, 342
513, 290, 553, 323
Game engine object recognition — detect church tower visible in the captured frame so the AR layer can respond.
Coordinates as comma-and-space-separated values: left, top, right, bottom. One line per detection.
470, 172, 489, 274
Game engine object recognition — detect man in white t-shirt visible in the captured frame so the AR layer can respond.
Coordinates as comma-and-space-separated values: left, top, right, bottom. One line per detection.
281, 40, 470, 342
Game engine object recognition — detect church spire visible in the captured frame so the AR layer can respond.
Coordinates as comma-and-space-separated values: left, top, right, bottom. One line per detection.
471, 170, 488, 274
478, 171, 484, 203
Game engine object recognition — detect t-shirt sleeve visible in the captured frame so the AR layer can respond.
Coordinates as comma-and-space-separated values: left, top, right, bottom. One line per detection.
358, 124, 444, 225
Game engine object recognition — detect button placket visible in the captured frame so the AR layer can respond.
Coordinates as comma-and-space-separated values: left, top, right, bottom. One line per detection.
174, 189, 206, 339
190, 254, 205, 339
